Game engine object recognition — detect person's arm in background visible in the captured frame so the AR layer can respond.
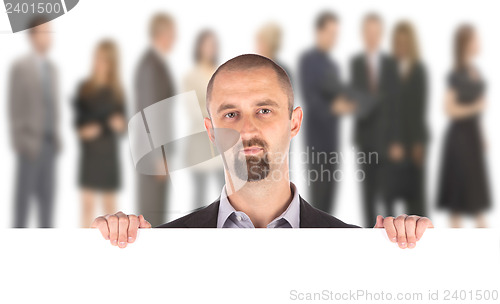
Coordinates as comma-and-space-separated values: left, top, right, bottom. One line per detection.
445, 90, 485, 119
108, 94, 127, 135
299, 54, 340, 121
8, 62, 32, 158
445, 71, 485, 120
74, 85, 101, 141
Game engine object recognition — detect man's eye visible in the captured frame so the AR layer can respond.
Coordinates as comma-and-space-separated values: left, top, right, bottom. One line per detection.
224, 112, 237, 118
258, 109, 271, 114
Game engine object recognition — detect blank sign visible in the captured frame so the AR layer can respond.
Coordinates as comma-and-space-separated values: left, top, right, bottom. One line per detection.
1, 229, 499, 303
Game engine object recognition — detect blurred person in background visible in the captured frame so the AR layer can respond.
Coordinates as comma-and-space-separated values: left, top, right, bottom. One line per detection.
350, 13, 400, 227
183, 29, 224, 210
74, 40, 127, 228
255, 22, 292, 82
255, 22, 299, 182
299, 11, 354, 215
8, 19, 60, 228
385, 21, 429, 217
134, 13, 176, 227
437, 24, 490, 228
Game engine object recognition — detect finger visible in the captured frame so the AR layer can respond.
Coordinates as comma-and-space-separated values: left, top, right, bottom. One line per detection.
382, 216, 397, 243
394, 214, 408, 249
127, 215, 140, 243
139, 215, 152, 228
405, 215, 419, 249
374, 215, 384, 228
91, 216, 110, 240
106, 214, 119, 246
416, 217, 434, 241
117, 212, 130, 248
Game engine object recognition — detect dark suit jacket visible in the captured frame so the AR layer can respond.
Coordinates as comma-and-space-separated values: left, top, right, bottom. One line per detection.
299, 48, 342, 153
135, 49, 175, 113
156, 196, 361, 228
9, 55, 60, 157
350, 53, 400, 154
134, 48, 175, 175
396, 61, 428, 146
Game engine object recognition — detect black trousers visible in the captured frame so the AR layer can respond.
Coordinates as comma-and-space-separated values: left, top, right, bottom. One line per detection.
358, 146, 385, 228
14, 140, 56, 228
138, 174, 170, 227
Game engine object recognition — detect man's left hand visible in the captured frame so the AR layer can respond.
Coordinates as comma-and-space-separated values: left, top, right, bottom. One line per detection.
374, 215, 434, 249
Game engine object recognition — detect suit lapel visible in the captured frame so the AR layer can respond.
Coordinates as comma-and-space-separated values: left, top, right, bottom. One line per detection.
299, 196, 325, 228
184, 199, 220, 228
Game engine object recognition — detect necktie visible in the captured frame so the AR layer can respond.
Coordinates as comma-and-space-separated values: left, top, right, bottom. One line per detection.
367, 57, 377, 94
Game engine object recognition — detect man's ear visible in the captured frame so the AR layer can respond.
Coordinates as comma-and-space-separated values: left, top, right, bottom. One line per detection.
290, 106, 303, 138
204, 117, 215, 143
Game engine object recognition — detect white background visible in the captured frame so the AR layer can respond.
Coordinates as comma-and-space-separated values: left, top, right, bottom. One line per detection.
0, 0, 498, 228
1, 229, 499, 303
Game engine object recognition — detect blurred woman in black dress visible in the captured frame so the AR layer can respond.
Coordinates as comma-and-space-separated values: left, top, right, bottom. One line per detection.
437, 25, 490, 228
74, 40, 126, 227
385, 21, 428, 217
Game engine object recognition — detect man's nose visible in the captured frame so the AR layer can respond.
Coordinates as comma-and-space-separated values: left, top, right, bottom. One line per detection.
239, 116, 259, 140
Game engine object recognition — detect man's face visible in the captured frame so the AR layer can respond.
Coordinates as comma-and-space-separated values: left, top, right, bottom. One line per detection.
318, 20, 339, 51
30, 22, 52, 55
362, 19, 382, 51
205, 67, 302, 182
156, 25, 176, 54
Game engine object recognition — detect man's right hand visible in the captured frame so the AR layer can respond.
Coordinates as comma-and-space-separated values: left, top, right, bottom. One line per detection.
91, 212, 152, 248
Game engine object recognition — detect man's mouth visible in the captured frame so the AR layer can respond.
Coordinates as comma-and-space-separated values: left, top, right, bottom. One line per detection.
240, 147, 264, 155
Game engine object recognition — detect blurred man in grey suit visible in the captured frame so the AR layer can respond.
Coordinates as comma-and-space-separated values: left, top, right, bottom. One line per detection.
134, 13, 176, 227
8, 20, 60, 228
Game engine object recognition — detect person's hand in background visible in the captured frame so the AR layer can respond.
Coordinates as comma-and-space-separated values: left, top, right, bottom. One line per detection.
331, 96, 356, 115
388, 142, 404, 162
108, 113, 126, 133
79, 123, 101, 141
91, 212, 152, 248
374, 214, 434, 249
412, 142, 424, 166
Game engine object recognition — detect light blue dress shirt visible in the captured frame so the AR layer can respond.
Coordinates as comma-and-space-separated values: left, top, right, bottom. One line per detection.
216, 182, 301, 228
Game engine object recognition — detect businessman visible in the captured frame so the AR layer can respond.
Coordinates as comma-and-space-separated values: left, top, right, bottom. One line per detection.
350, 13, 402, 227
92, 54, 433, 249
134, 13, 176, 227
299, 11, 354, 215
9, 20, 60, 228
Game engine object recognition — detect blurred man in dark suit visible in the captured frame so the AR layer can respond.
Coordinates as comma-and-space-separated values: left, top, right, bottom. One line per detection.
134, 13, 176, 227
350, 13, 401, 227
8, 20, 60, 228
299, 11, 354, 214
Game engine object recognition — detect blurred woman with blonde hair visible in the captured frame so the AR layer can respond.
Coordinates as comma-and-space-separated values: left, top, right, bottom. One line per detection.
73, 39, 127, 227
255, 22, 292, 81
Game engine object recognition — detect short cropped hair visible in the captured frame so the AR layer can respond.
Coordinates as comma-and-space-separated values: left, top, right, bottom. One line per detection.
363, 12, 383, 26
315, 11, 338, 31
28, 16, 49, 34
206, 54, 294, 118
149, 13, 174, 39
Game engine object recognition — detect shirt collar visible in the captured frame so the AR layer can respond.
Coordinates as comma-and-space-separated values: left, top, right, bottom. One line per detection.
217, 182, 301, 228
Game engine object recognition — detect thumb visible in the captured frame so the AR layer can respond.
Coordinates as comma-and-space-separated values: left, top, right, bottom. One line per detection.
374, 215, 384, 228
138, 215, 152, 228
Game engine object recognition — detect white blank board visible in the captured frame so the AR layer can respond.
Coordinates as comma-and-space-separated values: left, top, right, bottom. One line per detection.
1, 229, 499, 303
